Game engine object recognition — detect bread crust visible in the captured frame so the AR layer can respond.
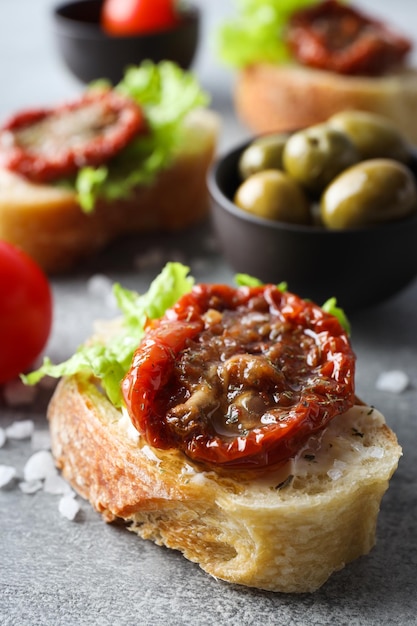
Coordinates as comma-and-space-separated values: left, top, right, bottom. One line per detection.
0, 109, 219, 273
48, 373, 402, 593
234, 64, 417, 141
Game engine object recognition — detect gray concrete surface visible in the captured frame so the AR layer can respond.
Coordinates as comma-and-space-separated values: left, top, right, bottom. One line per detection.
1, 1, 417, 624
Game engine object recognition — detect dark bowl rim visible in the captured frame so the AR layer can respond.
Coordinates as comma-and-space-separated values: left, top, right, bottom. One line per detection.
52, 0, 199, 40
207, 137, 417, 236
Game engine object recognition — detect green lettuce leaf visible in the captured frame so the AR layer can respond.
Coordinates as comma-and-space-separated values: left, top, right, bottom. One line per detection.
218, 0, 323, 68
23, 262, 194, 407
71, 61, 209, 212
321, 297, 351, 335
235, 272, 288, 292
23, 263, 350, 407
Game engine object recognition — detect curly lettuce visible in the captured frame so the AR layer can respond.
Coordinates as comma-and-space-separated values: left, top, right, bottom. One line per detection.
218, 0, 324, 68
23, 262, 350, 406
23, 262, 195, 406
72, 61, 209, 212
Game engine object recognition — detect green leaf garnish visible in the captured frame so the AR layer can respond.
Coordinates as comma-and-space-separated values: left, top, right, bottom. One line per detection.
321, 296, 351, 335
71, 61, 209, 211
218, 0, 322, 68
23, 264, 350, 408
235, 273, 287, 292
22, 262, 194, 407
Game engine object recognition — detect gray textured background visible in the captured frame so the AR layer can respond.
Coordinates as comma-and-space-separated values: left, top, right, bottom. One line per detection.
1, 1, 417, 624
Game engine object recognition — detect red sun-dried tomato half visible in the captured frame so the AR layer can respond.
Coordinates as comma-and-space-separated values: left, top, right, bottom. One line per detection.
122, 284, 356, 469
0, 89, 146, 183
286, 0, 412, 76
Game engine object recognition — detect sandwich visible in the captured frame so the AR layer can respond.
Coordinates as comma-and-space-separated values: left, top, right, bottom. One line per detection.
0, 62, 219, 272
25, 262, 402, 593
218, 0, 417, 141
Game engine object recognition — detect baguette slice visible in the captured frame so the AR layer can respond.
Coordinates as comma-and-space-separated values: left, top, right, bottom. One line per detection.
235, 64, 417, 142
0, 109, 219, 273
48, 370, 402, 593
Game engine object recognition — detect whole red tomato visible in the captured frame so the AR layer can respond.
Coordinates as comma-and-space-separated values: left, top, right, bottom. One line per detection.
101, 0, 179, 36
0, 242, 52, 384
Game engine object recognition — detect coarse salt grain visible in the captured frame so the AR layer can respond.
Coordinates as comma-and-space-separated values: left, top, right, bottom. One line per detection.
31, 429, 51, 451
327, 460, 347, 481
58, 494, 80, 521
44, 473, 73, 496
0, 465, 17, 489
6, 420, 34, 440
367, 446, 384, 459
327, 468, 344, 481
23, 450, 56, 482
19, 479, 43, 494
87, 274, 118, 309
376, 370, 409, 394
87, 273, 113, 297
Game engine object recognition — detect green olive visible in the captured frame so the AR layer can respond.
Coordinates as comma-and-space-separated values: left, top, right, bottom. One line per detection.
234, 169, 310, 224
328, 110, 411, 163
283, 124, 359, 194
238, 133, 289, 179
321, 159, 417, 229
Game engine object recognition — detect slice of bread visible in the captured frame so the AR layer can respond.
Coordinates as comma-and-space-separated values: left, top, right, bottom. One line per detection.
234, 64, 417, 142
0, 109, 219, 273
48, 370, 401, 593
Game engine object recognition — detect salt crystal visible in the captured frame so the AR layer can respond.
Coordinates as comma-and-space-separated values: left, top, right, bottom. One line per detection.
58, 494, 80, 521
327, 460, 347, 481
367, 446, 384, 459
87, 274, 112, 298
6, 420, 34, 440
327, 468, 344, 481
0, 465, 17, 489
31, 429, 51, 451
3, 378, 37, 406
44, 473, 73, 495
23, 450, 56, 481
19, 479, 43, 494
0, 428, 6, 449
376, 370, 409, 394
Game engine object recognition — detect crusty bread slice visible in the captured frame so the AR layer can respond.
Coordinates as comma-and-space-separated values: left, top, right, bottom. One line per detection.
0, 109, 219, 273
48, 370, 402, 593
234, 64, 417, 142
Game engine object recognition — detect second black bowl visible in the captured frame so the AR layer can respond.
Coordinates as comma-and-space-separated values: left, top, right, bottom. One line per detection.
52, 0, 200, 84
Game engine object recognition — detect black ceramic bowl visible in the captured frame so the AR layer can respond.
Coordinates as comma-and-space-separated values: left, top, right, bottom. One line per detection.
52, 0, 200, 84
208, 139, 417, 311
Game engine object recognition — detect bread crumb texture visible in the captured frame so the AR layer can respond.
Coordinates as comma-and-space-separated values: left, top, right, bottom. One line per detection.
48, 376, 401, 593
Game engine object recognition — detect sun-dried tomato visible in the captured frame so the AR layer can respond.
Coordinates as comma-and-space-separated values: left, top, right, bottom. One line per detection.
286, 0, 412, 76
0, 89, 146, 183
122, 284, 356, 469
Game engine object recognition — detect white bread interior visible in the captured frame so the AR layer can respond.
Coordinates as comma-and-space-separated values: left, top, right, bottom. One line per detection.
0, 108, 219, 273
235, 64, 417, 142
48, 370, 402, 593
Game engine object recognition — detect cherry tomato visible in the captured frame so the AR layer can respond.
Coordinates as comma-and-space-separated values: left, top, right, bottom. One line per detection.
122, 284, 356, 469
101, 0, 179, 36
0, 242, 53, 383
